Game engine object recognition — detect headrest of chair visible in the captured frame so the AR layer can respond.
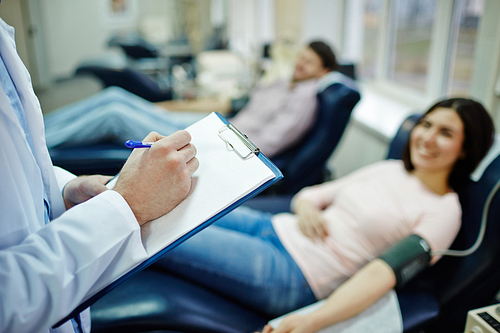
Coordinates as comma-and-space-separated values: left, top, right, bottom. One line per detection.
470, 133, 500, 182
317, 71, 358, 93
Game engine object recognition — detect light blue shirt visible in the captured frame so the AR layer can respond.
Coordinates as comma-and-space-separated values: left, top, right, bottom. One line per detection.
0, 52, 51, 224
0, 53, 83, 333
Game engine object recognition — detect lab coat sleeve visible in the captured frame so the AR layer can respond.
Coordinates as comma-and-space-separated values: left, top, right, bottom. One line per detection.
53, 166, 77, 192
0, 190, 148, 333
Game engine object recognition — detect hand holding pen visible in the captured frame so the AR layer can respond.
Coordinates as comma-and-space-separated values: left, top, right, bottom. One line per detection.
114, 130, 199, 225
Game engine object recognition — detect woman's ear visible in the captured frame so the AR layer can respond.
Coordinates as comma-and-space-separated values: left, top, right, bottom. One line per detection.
459, 150, 466, 159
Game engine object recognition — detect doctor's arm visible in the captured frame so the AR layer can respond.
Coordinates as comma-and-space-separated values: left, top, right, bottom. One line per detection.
61, 130, 199, 224
0, 131, 198, 332
263, 259, 397, 333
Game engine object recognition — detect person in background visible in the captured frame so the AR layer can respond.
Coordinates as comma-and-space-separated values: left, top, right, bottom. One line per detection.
0, 16, 198, 333
227, 40, 337, 157
153, 98, 494, 332
43, 41, 340, 158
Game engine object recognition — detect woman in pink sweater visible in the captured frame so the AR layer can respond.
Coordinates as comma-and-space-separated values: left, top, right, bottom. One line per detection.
156, 98, 494, 331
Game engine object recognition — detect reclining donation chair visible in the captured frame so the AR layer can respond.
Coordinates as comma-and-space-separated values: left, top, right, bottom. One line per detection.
387, 115, 500, 332
107, 34, 160, 60
75, 33, 195, 102
88, 114, 500, 333
50, 69, 360, 181
75, 66, 173, 102
269, 72, 360, 194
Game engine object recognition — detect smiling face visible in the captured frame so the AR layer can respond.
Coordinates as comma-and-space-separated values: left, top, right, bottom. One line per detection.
409, 107, 465, 177
292, 47, 329, 82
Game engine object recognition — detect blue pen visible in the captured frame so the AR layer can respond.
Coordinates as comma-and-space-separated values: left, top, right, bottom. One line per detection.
125, 140, 154, 148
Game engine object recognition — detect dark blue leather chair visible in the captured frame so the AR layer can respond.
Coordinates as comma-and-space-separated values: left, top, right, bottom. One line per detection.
75, 66, 173, 102
75, 33, 195, 103
108, 34, 159, 60
49, 143, 131, 177
89, 114, 500, 333
50, 72, 359, 179
269, 78, 360, 194
228, 65, 361, 196
387, 114, 500, 332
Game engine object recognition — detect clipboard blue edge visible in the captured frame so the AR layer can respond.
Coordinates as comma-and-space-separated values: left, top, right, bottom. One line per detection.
53, 112, 283, 328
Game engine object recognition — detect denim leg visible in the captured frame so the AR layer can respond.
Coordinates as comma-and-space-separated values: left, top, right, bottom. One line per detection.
155, 207, 316, 316
44, 86, 206, 148
212, 206, 276, 235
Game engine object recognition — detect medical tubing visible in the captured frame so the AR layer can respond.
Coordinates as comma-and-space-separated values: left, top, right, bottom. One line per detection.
431, 176, 500, 257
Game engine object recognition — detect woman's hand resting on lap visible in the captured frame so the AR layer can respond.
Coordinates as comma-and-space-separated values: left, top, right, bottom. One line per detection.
295, 199, 329, 241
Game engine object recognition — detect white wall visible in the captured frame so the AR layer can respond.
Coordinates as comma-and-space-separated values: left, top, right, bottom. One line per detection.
302, 0, 344, 58
228, 0, 268, 57
40, 0, 132, 79
39, 0, 182, 80
0, 1, 31, 73
328, 121, 389, 178
227, 0, 350, 61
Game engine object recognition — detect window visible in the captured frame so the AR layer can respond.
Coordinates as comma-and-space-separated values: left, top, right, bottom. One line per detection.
387, 0, 436, 92
355, 0, 486, 104
448, 0, 484, 96
359, 0, 383, 79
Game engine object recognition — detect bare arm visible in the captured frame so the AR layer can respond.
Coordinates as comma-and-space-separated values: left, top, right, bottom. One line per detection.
268, 259, 396, 333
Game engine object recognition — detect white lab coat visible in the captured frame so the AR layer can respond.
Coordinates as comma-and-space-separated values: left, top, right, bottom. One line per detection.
0, 19, 148, 332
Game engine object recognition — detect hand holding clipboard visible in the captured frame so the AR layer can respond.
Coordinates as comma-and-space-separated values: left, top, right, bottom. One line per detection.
54, 112, 283, 328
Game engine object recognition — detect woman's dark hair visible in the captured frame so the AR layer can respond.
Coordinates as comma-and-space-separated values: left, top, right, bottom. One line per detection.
308, 41, 338, 72
402, 97, 495, 190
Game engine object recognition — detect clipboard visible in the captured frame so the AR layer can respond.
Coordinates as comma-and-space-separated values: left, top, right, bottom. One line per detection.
54, 112, 283, 328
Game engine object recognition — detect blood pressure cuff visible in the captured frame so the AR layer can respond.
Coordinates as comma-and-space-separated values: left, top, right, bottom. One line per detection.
379, 234, 432, 289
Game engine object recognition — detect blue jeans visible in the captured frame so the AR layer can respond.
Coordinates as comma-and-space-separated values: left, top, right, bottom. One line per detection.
44, 87, 207, 148
155, 206, 317, 317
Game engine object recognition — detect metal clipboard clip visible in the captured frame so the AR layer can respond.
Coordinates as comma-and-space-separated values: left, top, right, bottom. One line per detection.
218, 124, 260, 159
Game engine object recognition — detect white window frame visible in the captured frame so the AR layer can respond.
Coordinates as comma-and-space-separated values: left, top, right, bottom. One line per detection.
356, 0, 485, 110
340, 0, 500, 142
355, 0, 500, 130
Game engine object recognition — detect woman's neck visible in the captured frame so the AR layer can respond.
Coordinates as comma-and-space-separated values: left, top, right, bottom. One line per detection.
411, 169, 451, 195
